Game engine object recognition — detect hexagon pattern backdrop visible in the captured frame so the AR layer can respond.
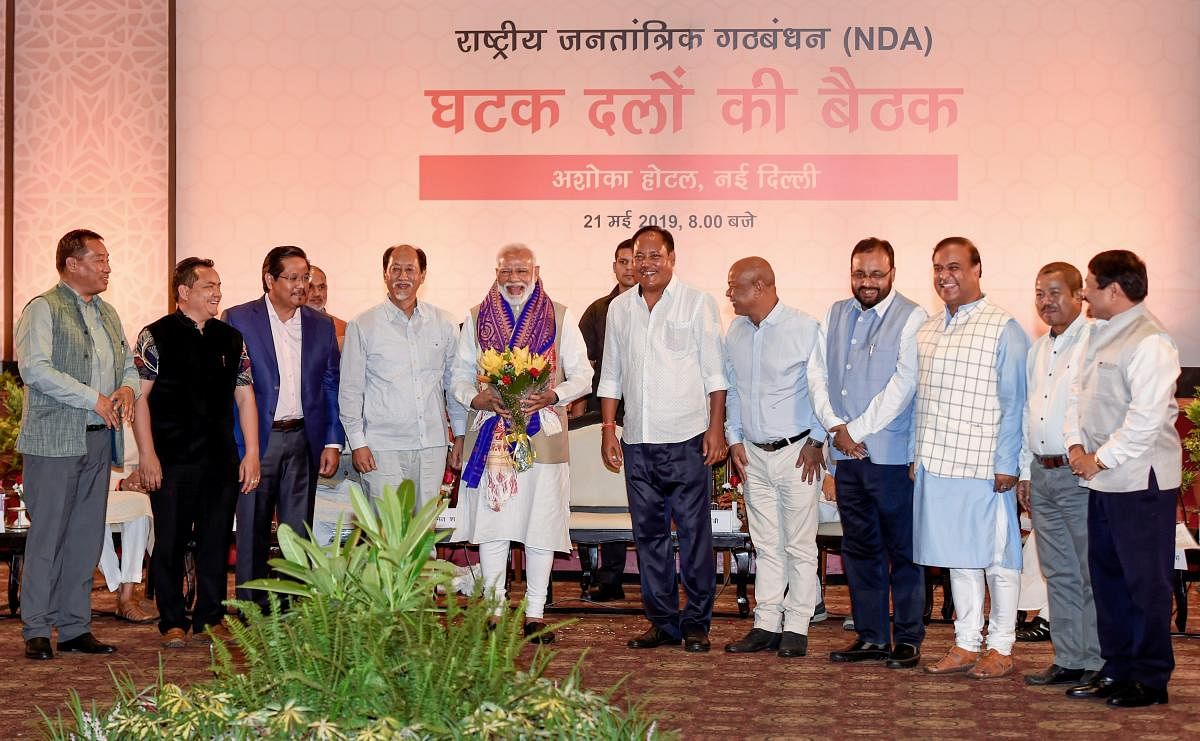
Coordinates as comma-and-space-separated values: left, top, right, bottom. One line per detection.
174, 0, 1200, 363
8, 0, 170, 346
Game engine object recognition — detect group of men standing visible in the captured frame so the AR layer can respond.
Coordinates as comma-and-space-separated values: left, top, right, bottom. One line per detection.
12, 227, 1184, 710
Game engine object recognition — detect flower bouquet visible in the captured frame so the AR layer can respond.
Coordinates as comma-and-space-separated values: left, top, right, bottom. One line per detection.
477, 347, 552, 473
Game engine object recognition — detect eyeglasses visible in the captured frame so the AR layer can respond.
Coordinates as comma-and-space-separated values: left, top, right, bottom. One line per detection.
276, 272, 311, 283
851, 269, 893, 281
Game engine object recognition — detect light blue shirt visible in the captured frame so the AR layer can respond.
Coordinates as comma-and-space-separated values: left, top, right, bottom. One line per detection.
339, 299, 466, 452
724, 301, 824, 446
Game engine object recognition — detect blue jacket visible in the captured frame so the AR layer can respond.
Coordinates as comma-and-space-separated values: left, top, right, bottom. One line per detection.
223, 298, 343, 465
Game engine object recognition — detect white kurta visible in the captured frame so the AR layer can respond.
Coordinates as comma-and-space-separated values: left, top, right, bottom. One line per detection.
449, 308, 591, 552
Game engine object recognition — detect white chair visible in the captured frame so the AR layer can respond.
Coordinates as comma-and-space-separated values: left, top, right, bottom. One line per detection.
567, 423, 633, 598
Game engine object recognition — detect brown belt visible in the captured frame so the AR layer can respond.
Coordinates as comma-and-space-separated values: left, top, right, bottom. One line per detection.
1035, 453, 1069, 469
271, 418, 305, 432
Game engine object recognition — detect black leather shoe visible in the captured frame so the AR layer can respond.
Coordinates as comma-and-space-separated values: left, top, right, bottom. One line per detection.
1025, 663, 1086, 686
627, 625, 681, 649
24, 637, 52, 660
724, 628, 781, 653
1066, 675, 1129, 699
777, 631, 808, 658
830, 639, 891, 663
57, 632, 116, 654
589, 583, 626, 602
523, 621, 555, 645
1106, 681, 1168, 707
1015, 616, 1051, 642
683, 626, 711, 653
886, 643, 921, 669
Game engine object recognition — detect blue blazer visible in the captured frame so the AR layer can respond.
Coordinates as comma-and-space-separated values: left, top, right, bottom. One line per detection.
223, 298, 344, 465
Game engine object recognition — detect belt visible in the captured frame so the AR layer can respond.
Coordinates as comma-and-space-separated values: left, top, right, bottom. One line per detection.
1034, 453, 1069, 469
751, 430, 810, 452
271, 418, 305, 432
85, 424, 107, 432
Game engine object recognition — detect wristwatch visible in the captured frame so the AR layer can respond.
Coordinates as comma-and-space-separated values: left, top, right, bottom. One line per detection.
806, 437, 824, 449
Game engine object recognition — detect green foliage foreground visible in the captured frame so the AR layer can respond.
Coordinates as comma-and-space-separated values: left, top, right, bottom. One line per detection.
46, 481, 669, 740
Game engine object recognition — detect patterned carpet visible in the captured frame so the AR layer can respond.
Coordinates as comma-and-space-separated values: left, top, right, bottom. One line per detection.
1, 569, 1198, 739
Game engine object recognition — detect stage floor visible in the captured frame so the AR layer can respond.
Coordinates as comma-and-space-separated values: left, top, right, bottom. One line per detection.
1, 570, 1198, 739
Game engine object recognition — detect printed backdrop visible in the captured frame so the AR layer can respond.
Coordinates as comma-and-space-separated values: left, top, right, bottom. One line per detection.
175, 1, 1199, 361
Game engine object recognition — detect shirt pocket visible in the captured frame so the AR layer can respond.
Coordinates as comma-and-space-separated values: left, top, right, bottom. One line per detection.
663, 320, 693, 354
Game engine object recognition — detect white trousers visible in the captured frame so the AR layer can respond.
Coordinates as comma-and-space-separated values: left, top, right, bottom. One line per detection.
478, 540, 555, 620
950, 500, 1020, 654
98, 515, 152, 592
359, 446, 446, 511
743, 443, 821, 634
1016, 528, 1050, 619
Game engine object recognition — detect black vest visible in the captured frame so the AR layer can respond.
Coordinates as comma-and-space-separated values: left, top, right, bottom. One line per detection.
145, 312, 243, 465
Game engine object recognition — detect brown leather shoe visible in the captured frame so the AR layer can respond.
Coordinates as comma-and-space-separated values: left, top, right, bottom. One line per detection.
967, 648, 1015, 679
117, 599, 159, 624
924, 645, 980, 674
161, 628, 188, 649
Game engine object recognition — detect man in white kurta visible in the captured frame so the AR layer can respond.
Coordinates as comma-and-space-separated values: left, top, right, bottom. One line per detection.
914, 237, 1029, 679
450, 244, 590, 643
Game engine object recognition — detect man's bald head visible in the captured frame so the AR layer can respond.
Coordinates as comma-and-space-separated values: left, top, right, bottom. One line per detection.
729, 256, 776, 288
726, 256, 779, 323
497, 243, 536, 266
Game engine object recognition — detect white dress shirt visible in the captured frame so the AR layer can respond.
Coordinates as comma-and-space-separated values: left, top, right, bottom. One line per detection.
264, 295, 303, 421
808, 289, 927, 442
597, 276, 728, 445
724, 302, 823, 445
1018, 313, 1089, 480
340, 299, 466, 452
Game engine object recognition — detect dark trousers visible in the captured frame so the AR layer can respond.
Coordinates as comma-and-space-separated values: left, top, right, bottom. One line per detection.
20, 429, 112, 642
596, 542, 627, 586
150, 460, 238, 634
835, 458, 925, 646
1088, 473, 1177, 689
623, 434, 714, 638
235, 426, 315, 606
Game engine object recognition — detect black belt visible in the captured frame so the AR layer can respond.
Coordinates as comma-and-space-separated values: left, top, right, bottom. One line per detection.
85, 424, 107, 432
272, 418, 305, 432
751, 430, 810, 452
1034, 453, 1069, 469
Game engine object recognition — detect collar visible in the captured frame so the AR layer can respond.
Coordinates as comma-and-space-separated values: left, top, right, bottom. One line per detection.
607, 284, 622, 299
943, 294, 988, 323
263, 295, 301, 325
756, 300, 786, 328
854, 288, 897, 317
59, 280, 101, 309
1050, 312, 1088, 342
1098, 302, 1146, 332
384, 297, 425, 322
173, 308, 210, 332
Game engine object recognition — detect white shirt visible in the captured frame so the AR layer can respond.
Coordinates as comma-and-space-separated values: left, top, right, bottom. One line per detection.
264, 295, 303, 421
724, 302, 823, 445
1018, 313, 1089, 480
340, 299, 466, 452
808, 289, 927, 442
597, 276, 728, 445
450, 306, 593, 417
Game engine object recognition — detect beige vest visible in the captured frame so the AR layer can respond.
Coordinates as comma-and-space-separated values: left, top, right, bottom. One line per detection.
915, 298, 1012, 479
464, 301, 570, 465
1076, 304, 1181, 492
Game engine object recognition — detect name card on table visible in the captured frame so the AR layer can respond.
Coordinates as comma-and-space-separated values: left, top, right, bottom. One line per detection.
711, 501, 740, 533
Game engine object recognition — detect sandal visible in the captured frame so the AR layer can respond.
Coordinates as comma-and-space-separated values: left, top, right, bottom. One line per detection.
1015, 616, 1051, 642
